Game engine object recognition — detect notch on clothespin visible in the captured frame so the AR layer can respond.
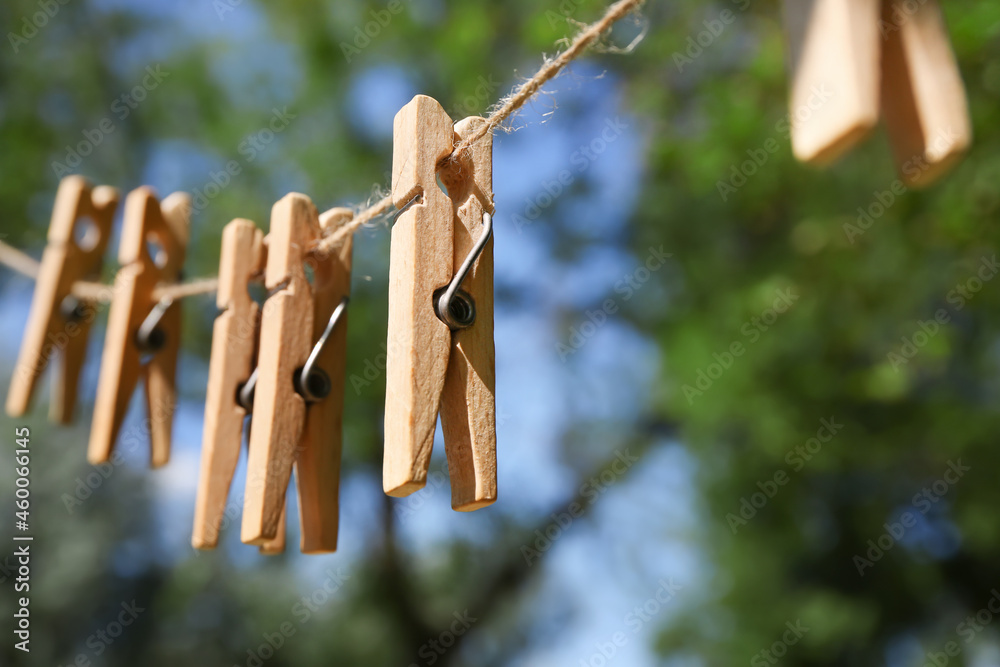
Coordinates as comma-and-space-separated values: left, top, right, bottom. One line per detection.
240, 194, 352, 554
7, 176, 119, 423
88, 187, 190, 468
783, 0, 970, 185
384, 95, 497, 510
191, 218, 285, 554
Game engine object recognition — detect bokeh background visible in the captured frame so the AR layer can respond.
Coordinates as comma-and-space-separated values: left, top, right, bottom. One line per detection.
2, 0, 1000, 665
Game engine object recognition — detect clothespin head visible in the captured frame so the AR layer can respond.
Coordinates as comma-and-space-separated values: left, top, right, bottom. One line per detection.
88, 186, 189, 468
385, 96, 498, 511
880, 0, 971, 187
6, 176, 119, 423
242, 194, 352, 553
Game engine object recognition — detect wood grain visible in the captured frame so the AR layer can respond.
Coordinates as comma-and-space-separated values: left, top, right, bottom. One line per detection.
192, 218, 264, 550
439, 117, 497, 511
6, 176, 118, 423
241, 193, 318, 545
88, 187, 189, 467
880, 0, 971, 187
783, 0, 880, 165
384, 95, 455, 496
296, 207, 352, 553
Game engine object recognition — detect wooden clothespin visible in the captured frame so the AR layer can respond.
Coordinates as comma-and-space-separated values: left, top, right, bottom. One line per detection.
783, 0, 881, 165
384, 95, 497, 510
240, 194, 352, 554
6, 176, 119, 423
191, 218, 285, 554
88, 187, 190, 468
783, 0, 970, 185
880, 0, 971, 186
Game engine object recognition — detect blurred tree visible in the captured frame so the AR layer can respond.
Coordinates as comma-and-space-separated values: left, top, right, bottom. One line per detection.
2, 1, 1000, 666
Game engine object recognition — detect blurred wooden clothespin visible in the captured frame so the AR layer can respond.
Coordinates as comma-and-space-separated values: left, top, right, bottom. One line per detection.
88, 187, 190, 468
6, 175, 119, 423
783, 0, 970, 186
240, 194, 352, 554
384, 95, 497, 510
191, 218, 285, 554
880, 0, 971, 186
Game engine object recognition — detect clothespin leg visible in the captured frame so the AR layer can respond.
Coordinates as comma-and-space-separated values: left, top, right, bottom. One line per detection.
880, 0, 971, 187
384, 95, 456, 497
242, 194, 318, 545
193, 219, 263, 549
782, 0, 881, 164
89, 187, 189, 466
439, 117, 497, 511
296, 208, 353, 554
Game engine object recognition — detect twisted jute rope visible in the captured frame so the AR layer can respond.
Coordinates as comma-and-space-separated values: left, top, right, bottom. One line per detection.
0, 0, 645, 301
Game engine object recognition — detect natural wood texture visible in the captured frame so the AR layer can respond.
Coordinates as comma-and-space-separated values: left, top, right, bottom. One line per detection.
296, 207, 353, 553
192, 219, 264, 550
439, 118, 497, 511
384, 95, 455, 496
88, 187, 189, 468
257, 504, 287, 554
783, 0, 880, 165
6, 176, 118, 423
241, 193, 319, 545
880, 0, 971, 187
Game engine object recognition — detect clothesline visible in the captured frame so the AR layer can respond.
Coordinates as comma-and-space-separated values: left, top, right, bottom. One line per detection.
0, 0, 645, 303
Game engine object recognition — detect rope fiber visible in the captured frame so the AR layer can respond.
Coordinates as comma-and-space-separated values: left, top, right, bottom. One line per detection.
0, 0, 645, 298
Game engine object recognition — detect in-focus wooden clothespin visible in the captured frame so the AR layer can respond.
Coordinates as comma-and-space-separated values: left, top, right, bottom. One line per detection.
384, 95, 497, 510
6, 176, 119, 423
783, 0, 881, 165
880, 0, 971, 187
191, 218, 285, 554
783, 0, 970, 184
88, 187, 190, 468
240, 194, 352, 554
